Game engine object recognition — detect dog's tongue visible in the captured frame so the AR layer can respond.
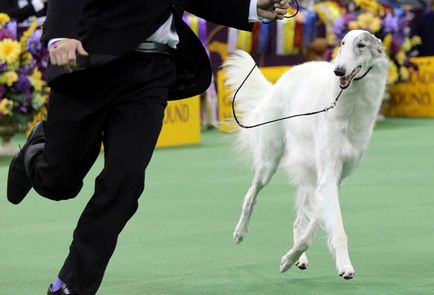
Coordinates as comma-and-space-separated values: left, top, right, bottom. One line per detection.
339, 77, 349, 89
339, 67, 361, 89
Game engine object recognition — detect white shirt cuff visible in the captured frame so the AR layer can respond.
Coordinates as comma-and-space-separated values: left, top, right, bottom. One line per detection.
249, 0, 261, 22
31, 0, 45, 12
48, 38, 66, 47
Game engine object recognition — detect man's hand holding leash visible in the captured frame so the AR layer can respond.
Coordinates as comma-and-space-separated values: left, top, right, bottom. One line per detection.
48, 39, 88, 72
258, 0, 290, 20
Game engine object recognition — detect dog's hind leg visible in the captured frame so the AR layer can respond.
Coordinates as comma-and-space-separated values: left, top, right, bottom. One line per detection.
233, 136, 283, 244
293, 186, 315, 270
280, 216, 317, 273
280, 186, 317, 273
233, 163, 280, 243
316, 170, 355, 279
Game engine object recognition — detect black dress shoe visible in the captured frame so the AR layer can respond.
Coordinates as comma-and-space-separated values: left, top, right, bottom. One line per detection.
47, 283, 77, 295
6, 121, 45, 205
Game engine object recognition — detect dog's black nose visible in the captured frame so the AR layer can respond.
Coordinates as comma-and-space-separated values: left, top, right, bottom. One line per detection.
334, 67, 346, 77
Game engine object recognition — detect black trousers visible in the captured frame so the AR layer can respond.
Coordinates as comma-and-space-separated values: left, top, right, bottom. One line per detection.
27, 52, 176, 295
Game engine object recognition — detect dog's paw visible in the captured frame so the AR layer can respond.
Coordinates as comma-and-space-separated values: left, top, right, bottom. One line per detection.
280, 255, 297, 273
338, 266, 355, 280
233, 228, 247, 244
295, 253, 309, 270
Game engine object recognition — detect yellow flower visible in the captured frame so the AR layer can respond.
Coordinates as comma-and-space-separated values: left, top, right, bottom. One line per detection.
354, 0, 385, 15
383, 34, 392, 54
0, 98, 14, 116
29, 68, 44, 92
0, 13, 10, 26
358, 13, 381, 33
399, 66, 410, 81
348, 21, 359, 30
20, 20, 37, 50
31, 93, 46, 110
402, 38, 412, 53
0, 39, 21, 64
388, 61, 398, 84
396, 50, 406, 65
26, 106, 47, 137
369, 18, 381, 33
327, 33, 337, 44
410, 36, 422, 47
21, 52, 32, 65
3, 71, 18, 86
331, 46, 340, 59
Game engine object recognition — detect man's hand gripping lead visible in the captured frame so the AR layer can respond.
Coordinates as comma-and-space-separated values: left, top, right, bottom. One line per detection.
49, 39, 89, 73
257, 0, 291, 20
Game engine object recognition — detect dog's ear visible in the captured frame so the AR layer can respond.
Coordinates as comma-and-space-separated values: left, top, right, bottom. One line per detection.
369, 33, 385, 57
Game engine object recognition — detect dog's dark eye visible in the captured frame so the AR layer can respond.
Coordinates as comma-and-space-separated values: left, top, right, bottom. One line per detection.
341, 41, 345, 46
358, 43, 366, 49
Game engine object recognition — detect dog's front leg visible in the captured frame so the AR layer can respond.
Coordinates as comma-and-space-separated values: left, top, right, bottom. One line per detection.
315, 164, 355, 279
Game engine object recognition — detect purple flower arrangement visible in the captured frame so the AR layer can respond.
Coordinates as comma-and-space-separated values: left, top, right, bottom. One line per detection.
0, 13, 49, 123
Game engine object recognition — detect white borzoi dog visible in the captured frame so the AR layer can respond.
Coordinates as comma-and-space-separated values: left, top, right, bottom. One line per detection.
224, 30, 389, 279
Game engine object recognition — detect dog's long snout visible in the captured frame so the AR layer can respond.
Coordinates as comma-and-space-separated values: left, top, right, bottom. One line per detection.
334, 66, 346, 77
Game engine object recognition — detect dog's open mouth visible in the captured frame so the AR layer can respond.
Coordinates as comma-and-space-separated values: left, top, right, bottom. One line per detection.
339, 66, 362, 89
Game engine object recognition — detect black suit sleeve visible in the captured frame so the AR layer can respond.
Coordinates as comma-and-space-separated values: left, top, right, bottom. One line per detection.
42, 0, 87, 44
185, 0, 253, 31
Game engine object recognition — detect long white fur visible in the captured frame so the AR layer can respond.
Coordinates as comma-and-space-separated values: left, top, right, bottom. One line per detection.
224, 30, 389, 279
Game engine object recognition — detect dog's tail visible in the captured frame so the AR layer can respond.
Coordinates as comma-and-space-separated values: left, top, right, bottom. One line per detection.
223, 50, 273, 119
223, 51, 283, 166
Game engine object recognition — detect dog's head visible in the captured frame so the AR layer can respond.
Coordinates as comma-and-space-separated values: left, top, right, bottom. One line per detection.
333, 30, 385, 89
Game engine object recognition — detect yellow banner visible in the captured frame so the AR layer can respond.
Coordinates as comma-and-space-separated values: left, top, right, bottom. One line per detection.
237, 31, 252, 52
157, 96, 201, 147
284, 18, 295, 54
217, 66, 291, 132
384, 57, 434, 117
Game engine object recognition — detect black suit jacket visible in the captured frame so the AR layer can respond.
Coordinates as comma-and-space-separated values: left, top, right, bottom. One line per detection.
0, 0, 18, 12
0, 0, 46, 22
42, 0, 253, 100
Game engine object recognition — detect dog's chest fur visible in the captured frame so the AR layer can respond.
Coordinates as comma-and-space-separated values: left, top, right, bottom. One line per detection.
326, 83, 380, 175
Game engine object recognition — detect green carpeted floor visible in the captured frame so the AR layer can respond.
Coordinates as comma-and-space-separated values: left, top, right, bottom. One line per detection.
1, 118, 434, 295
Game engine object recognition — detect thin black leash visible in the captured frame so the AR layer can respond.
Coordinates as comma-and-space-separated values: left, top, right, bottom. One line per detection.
231, 64, 374, 129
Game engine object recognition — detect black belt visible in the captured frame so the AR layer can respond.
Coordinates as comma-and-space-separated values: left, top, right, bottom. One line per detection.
135, 42, 173, 55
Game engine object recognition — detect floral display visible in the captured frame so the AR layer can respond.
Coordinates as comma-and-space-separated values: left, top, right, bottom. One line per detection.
0, 13, 49, 123
326, 0, 421, 84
